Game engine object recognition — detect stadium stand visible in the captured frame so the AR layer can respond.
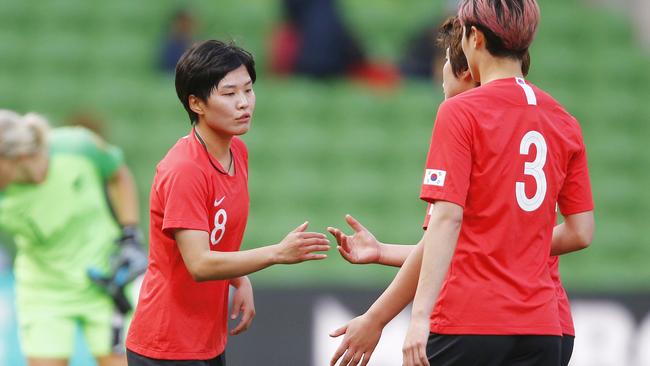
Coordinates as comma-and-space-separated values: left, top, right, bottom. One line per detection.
0, 0, 648, 290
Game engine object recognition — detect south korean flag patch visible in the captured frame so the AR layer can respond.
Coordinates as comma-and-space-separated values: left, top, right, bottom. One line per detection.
423, 169, 446, 187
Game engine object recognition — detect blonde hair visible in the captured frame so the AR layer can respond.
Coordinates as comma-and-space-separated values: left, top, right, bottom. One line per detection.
0, 110, 51, 158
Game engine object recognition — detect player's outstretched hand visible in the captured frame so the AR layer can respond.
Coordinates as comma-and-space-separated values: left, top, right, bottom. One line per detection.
230, 276, 255, 335
402, 317, 430, 366
274, 221, 330, 264
327, 215, 380, 264
329, 314, 383, 366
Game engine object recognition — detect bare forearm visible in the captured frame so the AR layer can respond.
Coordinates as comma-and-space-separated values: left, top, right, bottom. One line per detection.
193, 245, 280, 281
366, 243, 424, 326
411, 218, 460, 319
377, 242, 416, 267
178, 225, 329, 282
107, 165, 139, 226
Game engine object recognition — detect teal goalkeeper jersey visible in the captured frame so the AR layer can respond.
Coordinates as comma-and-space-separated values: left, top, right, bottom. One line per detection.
0, 127, 124, 315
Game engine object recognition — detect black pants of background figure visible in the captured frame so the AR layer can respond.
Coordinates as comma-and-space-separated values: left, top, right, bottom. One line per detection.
426, 333, 562, 366
561, 335, 575, 366
126, 349, 225, 366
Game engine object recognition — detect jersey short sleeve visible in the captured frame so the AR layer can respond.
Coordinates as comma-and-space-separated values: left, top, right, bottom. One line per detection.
557, 127, 594, 216
420, 100, 472, 207
157, 161, 210, 234
50, 127, 124, 180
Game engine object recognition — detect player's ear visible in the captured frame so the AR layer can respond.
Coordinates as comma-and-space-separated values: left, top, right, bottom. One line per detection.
459, 69, 473, 82
188, 95, 204, 116
471, 26, 484, 50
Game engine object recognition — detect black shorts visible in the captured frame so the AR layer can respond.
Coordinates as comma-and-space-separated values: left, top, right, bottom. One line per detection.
126, 349, 226, 366
561, 335, 575, 366
426, 333, 561, 366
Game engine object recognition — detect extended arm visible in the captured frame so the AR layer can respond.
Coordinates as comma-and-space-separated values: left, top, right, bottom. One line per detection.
176, 222, 330, 281
376, 243, 415, 267
328, 214, 415, 267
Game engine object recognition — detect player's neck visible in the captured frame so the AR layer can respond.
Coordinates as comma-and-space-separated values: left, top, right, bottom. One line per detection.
194, 122, 231, 162
478, 56, 524, 85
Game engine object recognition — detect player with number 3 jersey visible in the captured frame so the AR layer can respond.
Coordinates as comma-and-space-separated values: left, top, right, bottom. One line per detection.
328, 1, 594, 365
405, 1, 595, 364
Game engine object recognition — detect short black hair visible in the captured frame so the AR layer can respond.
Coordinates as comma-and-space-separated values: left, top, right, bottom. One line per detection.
175, 40, 256, 124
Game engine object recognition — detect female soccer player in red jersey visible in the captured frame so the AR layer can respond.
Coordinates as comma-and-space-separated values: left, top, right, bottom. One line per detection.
125, 40, 330, 366
330, 17, 578, 366
328, 0, 595, 364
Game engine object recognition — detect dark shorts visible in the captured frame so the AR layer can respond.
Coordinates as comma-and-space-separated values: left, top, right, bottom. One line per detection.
426, 333, 561, 366
126, 349, 226, 366
561, 335, 575, 366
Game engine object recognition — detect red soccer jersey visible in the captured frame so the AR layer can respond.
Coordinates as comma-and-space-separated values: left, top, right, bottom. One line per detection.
420, 77, 593, 335
126, 129, 249, 359
549, 256, 575, 335
423, 207, 575, 336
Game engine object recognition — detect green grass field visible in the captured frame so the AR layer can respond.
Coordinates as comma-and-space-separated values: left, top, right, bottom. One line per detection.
0, 0, 649, 290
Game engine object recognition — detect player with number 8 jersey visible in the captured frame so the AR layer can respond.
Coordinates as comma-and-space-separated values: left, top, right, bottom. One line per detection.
127, 131, 250, 359
126, 40, 330, 365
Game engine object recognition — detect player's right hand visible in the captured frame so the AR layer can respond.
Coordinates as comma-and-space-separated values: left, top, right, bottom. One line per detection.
113, 225, 148, 284
327, 214, 380, 264
274, 221, 330, 264
329, 314, 383, 366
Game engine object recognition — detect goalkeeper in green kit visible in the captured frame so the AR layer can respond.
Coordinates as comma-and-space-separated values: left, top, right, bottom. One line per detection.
0, 109, 146, 366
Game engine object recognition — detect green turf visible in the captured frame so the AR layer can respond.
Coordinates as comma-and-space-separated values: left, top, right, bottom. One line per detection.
0, 0, 648, 290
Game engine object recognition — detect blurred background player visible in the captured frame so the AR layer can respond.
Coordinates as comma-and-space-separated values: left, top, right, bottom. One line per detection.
125, 40, 331, 366
328, 0, 595, 363
0, 110, 146, 366
158, 9, 197, 73
268, 0, 399, 88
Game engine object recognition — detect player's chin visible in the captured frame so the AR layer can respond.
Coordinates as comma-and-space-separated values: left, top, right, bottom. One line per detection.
230, 123, 251, 136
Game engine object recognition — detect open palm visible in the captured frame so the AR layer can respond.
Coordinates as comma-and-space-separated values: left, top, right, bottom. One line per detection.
328, 215, 380, 264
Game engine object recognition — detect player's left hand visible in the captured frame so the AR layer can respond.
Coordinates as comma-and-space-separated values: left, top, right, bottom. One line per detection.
230, 276, 256, 335
402, 317, 430, 366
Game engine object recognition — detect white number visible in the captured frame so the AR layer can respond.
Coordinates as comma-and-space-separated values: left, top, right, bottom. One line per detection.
210, 197, 227, 245
516, 131, 547, 212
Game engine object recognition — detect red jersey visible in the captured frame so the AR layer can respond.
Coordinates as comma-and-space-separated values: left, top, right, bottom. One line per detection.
126, 129, 249, 359
549, 256, 575, 335
423, 206, 575, 335
420, 78, 593, 335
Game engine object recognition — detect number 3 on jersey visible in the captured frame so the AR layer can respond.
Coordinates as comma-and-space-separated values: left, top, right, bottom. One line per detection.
211, 196, 227, 245
516, 131, 547, 212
